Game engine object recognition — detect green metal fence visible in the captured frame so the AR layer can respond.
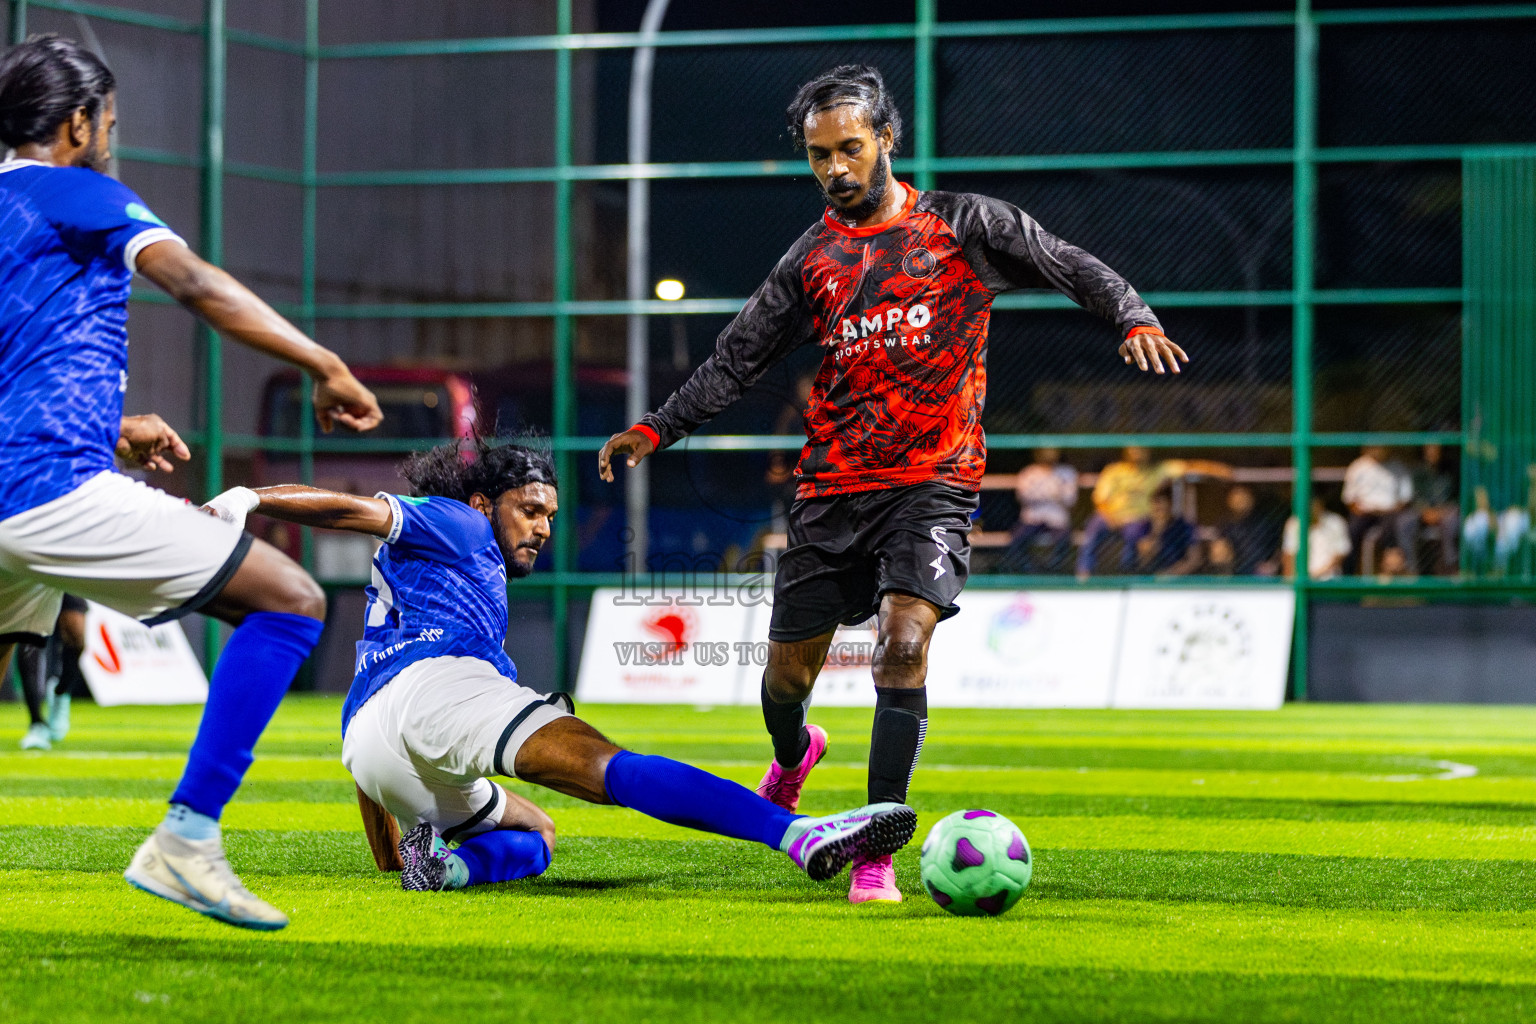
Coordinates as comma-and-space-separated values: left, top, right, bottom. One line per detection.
8, 0, 1536, 697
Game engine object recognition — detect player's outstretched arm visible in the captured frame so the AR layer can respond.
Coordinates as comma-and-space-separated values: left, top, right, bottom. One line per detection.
598, 428, 657, 482
957, 195, 1189, 374
1117, 329, 1189, 375
600, 238, 818, 481
204, 484, 393, 536
116, 413, 191, 473
356, 785, 404, 872
134, 240, 383, 433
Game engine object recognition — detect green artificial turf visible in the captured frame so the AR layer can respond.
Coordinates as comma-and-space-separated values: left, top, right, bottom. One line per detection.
3, 698, 1536, 1023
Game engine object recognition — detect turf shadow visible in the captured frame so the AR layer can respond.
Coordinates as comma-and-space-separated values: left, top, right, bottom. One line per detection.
3, 929, 1534, 1024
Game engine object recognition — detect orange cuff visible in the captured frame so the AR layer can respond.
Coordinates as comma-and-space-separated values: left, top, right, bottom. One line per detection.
1125, 325, 1165, 340
632, 423, 660, 448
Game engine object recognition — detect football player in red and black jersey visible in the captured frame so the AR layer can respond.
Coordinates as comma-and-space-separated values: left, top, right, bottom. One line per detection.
599, 64, 1186, 904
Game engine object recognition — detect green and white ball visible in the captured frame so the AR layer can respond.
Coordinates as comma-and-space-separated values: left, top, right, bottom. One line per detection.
919, 809, 1032, 917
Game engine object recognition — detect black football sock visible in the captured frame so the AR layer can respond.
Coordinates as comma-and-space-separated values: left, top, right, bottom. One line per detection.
761, 676, 811, 769
16, 640, 49, 727
868, 685, 928, 805
60, 646, 88, 698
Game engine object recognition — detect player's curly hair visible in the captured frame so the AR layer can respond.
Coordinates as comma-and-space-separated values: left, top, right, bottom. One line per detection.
0, 35, 115, 149
785, 64, 903, 153
400, 438, 557, 505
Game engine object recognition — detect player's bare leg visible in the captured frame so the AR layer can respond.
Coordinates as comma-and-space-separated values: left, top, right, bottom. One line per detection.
513, 715, 915, 882
850, 592, 940, 904
124, 539, 327, 931
757, 630, 834, 811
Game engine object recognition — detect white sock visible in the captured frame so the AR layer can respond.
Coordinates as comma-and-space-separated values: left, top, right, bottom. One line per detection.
161, 802, 220, 841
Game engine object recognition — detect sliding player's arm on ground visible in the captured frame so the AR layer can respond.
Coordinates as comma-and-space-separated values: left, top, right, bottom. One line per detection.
599, 236, 819, 481
502, 787, 558, 853
942, 193, 1188, 374
356, 785, 404, 872
205, 484, 394, 537
133, 240, 383, 433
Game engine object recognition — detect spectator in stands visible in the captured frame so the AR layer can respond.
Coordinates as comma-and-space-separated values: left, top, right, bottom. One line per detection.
1134, 487, 1202, 575
1208, 484, 1281, 576
999, 447, 1078, 573
1462, 484, 1495, 574
1375, 546, 1411, 580
1410, 443, 1458, 574
1283, 497, 1351, 581
1076, 446, 1230, 578
1342, 445, 1415, 574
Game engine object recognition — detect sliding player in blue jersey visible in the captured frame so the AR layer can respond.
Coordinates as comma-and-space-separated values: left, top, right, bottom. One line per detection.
0, 36, 384, 930
203, 441, 917, 892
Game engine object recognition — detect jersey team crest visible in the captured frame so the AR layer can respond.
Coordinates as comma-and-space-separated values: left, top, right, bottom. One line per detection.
902, 246, 936, 278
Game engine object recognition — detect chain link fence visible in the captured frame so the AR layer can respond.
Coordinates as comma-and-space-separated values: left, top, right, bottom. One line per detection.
11, 0, 1536, 686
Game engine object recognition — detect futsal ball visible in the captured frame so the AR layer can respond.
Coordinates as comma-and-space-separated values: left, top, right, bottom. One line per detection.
919, 809, 1032, 917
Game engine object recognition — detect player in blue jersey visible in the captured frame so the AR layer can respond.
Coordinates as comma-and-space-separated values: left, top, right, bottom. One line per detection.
0, 36, 384, 930
202, 441, 917, 893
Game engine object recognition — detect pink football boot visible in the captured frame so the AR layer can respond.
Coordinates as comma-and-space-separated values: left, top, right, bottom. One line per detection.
755, 724, 828, 812
848, 853, 902, 904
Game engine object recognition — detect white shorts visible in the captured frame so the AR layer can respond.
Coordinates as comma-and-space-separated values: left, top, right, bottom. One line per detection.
341, 655, 573, 841
0, 471, 249, 639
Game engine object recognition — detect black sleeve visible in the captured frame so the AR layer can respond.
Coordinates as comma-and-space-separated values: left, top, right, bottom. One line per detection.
639, 230, 820, 450
931, 192, 1161, 337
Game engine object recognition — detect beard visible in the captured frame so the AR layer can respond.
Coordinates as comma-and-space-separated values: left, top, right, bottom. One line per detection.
77, 135, 110, 174
820, 154, 890, 222
493, 507, 540, 577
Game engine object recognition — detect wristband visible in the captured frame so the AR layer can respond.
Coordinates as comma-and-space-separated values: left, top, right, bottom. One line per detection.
1125, 325, 1165, 340
204, 486, 260, 528
631, 423, 660, 448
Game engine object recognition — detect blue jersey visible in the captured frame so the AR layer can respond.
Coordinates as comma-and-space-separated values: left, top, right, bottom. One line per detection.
0, 160, 184, 521
342, 494, 517, 734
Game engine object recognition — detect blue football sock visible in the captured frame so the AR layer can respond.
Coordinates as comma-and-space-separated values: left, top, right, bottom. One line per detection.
603, 749, 799, 849
169, 611, 324, 819
454, 830, 551, 886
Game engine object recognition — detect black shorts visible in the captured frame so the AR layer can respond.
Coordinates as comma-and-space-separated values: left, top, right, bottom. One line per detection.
768, 481, 978, 643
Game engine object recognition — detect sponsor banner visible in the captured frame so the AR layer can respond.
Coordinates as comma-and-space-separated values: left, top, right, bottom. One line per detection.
1111, 588, 1295, 710
574, 586, 1294, 710
576, 588, 756, 704
79, 602, 208, 707
925, 591, 1126, 708
741, 590, 1125, 708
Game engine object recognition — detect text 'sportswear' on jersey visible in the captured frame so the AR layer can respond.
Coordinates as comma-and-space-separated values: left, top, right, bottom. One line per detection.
638, 185, 1161, 498
343, 494, 516, 733
0, 160, 185, 520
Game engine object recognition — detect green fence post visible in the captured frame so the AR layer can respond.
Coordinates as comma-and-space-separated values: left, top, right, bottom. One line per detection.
200, 0, 227, 669
913, 0, 936, 191
299, 0, 318, 569
8, 0, 26, 44
1290, 0, 1317, 700
1463, 156, 1536, 581
552, 0, 575, 690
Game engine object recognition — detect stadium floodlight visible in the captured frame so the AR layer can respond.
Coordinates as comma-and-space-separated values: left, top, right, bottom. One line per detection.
655, 279, 686, 301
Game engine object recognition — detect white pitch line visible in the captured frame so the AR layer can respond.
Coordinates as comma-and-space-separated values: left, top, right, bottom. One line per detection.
1378, 759, 1479, 782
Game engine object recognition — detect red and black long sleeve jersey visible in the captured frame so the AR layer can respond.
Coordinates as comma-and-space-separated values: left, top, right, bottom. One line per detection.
638, 185, 1161, 499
